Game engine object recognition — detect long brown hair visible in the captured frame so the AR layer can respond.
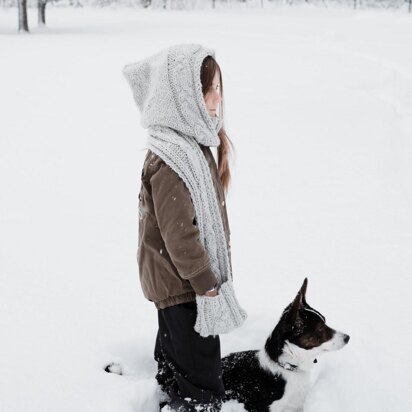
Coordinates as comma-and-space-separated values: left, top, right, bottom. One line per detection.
200, 55, 235, 195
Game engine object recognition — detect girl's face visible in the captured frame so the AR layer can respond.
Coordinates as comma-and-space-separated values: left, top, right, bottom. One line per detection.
203, 69, 222, 117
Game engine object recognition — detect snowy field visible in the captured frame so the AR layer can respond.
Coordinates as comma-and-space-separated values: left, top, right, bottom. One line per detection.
1, 5, 412, 412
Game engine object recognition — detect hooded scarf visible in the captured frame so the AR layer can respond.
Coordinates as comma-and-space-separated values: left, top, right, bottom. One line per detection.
122, 43, 246, 337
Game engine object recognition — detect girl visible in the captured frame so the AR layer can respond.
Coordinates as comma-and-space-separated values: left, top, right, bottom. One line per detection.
122, 44, 246, 412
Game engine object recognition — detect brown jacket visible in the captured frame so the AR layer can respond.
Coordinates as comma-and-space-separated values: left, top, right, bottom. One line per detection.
137, 144, 232, 309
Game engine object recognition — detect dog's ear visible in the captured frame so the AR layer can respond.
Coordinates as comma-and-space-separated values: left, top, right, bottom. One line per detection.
300, 277, 308, 304
288, 288, 303, 326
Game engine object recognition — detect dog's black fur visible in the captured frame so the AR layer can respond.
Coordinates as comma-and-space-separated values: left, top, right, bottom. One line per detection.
222, 350, 286, 412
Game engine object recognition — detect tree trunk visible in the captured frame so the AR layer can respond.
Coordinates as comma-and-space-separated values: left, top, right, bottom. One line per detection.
18, 0, 29, 32
38, 0, 46, 27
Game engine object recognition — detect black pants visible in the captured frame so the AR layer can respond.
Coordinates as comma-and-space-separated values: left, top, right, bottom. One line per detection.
155, 301, 225, 412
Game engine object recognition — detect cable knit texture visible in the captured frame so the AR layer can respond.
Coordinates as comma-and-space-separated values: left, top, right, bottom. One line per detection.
122, 43, 247, 337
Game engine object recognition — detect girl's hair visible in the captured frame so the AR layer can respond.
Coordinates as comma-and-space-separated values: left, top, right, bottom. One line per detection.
200, 55, 235, 195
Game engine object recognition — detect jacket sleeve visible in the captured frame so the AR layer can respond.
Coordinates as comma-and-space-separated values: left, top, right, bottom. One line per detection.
150, 163, 218, 295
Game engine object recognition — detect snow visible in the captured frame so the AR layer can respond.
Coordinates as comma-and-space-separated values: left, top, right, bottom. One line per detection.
1, 4, 412, 412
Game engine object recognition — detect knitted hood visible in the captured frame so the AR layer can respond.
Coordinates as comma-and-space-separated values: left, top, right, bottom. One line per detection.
122, 43, 222, 147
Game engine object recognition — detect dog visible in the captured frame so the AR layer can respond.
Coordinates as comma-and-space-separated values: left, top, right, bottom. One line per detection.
222, 278, 350, 412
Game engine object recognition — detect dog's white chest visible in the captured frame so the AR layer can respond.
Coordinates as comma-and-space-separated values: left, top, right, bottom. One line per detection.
269, 371, 310, 412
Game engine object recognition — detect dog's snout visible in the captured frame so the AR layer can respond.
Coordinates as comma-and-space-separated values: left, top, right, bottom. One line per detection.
343, 334, 350, 344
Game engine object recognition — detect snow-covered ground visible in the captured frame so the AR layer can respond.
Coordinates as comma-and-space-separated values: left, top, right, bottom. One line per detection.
1, 5, 412, 411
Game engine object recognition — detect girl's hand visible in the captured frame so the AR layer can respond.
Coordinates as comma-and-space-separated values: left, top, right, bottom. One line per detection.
204, 288, 218, 297
203, 283, 219, 297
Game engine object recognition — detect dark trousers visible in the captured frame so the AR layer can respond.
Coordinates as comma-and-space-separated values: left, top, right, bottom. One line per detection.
155, 301, 225, 411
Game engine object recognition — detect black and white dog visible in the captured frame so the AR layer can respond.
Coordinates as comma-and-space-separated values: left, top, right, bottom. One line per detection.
222, 278, 350, 412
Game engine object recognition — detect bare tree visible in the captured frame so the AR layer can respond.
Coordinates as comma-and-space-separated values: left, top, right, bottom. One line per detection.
18, 0, 29, 32
38, 0, 47, 26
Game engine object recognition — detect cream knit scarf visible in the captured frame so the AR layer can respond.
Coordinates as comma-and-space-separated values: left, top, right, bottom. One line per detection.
146, 120, 247, 337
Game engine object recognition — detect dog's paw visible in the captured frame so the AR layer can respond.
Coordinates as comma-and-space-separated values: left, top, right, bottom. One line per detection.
104, 362, 123, 375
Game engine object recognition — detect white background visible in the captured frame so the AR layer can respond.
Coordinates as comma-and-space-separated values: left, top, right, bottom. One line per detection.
1, 5, 411, 411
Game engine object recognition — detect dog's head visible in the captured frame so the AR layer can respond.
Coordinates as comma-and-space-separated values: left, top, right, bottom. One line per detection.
265, 278, 349, 371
